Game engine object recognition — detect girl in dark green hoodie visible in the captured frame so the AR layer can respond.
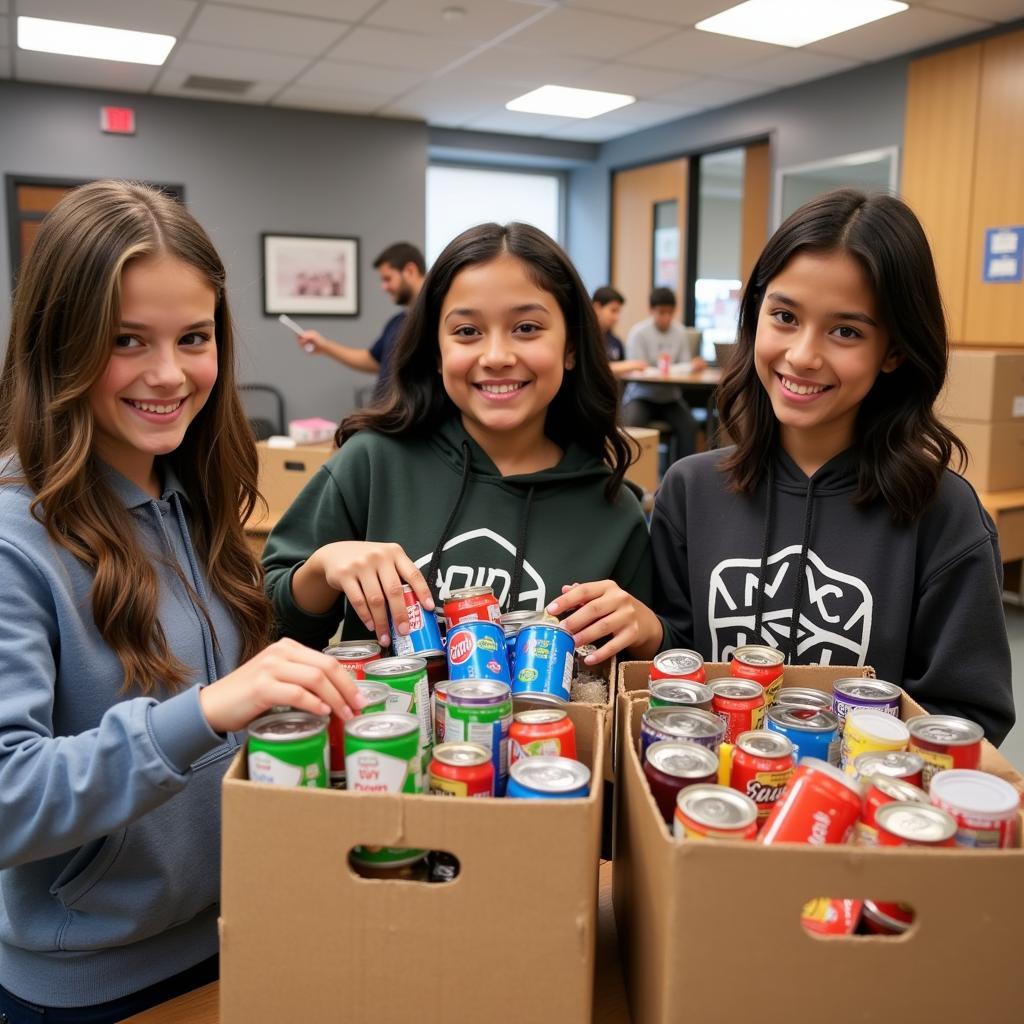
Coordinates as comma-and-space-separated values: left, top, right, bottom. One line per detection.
264, 223, 664, 665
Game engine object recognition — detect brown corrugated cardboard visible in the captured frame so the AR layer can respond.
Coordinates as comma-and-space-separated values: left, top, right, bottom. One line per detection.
220, 702, 605, 1024
613, 665, 1024, 1024
622, 426, 660, 494
938, 348, 1024, 422
947, 417, 1024, 491
257, 440, 334, 518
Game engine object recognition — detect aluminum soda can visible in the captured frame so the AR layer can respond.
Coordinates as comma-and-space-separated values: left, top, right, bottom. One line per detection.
711, 679, 766, 742
875, 801, 957, 847
649, 649, 706, 683
446, 620, 512, 685
907, 715, 984, 790
858, 776, 929, 846
852, 749, 925, 788
388, 585, 443, 657
728, 729, 796, 822
444, 586, 501, 629
840, 707, 909, 774
759, 758, 862, 846
323, 640, 382, 785
364, 656, 433, 779
649, 679, 714, 711
640, 706, 725, 758
428, 742, 494, 798
730, 644, 784, 704
509, 707, 577, 766
765, 705, 841, 765
248, 711, 328, 788
444, 680, 513, 796
832, 677, 901, 727
644, 740, 719, 824
500, 610, 544, 669
432, 680, 451, 745
506, 755, 590, 799
673, 784, 758, 840
774, 687, 833, 712
329, 680, 389, 789
512, 623, 575, 704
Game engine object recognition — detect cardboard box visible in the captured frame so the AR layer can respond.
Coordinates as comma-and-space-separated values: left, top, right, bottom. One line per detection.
623, 426, 660, 494
220, 702, 605, 1024
257, 440, 334, 518
947, 417, 1024, 492
938, 348, 1024, 422
613, 664, 1024, 1024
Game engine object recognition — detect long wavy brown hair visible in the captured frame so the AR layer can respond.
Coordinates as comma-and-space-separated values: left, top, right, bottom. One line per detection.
0, 180, 272, 693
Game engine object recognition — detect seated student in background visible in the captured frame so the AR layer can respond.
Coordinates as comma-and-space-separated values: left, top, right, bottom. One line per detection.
592, 286, 647, 378
650, 188, 1014, 744
622, 287, 706, 462
0, 182, 362, 1023
264, 222, 663, 667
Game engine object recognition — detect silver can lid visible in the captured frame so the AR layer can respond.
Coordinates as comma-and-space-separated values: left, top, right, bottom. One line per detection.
447, 680, 512, 706
513, 708, 567, 726
774, 687, 832, 710
833, 677, 901, 702
736, 729, 794, 759
652, 649, 704, 676
354, 681, 390, 705
249, 711, 327, 742
853, 750, 924, 780
650, 680, 713, 705
875, 801, 957, 844
869, 776, 928, 804
711, 679, 764, 701
500, 610, 543, 628
323, 640, 382, 660
766, 706, 840, 733
930, 769, 1020, 816
646, 740, 719, 779
447, 586, 495, 601
432, 742, 491, 769
364, 656, 427, 678
732, 645, 785, 667
907, 715, 985, 746
676, 784, 758, 829
509, 756, 590, 794
643, 706, 724, 741
344, 712, 419, 741
846, 708, 909, 743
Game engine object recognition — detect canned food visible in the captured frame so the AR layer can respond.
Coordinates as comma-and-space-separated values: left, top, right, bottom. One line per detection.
444, 586, 501, 629
852, 750, 925, 788
875, 801, 957, 847
643, 740, 719, 824
501, 610, 544, 668
759, 758, 862, 846
248, 711, 328, 788
858, 776, 929, 846
323, 640, 382, 677
446, 620, 512, 685
729, 730, 796, 822
432, 680, 451, 744
511, 623, 575, 704
365, 656, 433, 776
351, 859, 429, 881
506, 756, 591, 799
765, 705, 841, 765
428, 741, 494, 798
929, 769, 1021, 849
650, 649, 706, 683
907, 715, 984, 789
832, 678, 901, 727
840, 708, 910, 774
640, 706, 725, 758
423, 652, 448, 689
445, 680, 513, 796
801, 898, 863, 937
389, 585, 444, 658
649, 679, 714, 711
509, 708, 577, 766
329, 680, 390, 788
673, 784, 758, 840
774, 687, 833, 712
711, 679, 766, 742
861, 900, 912, 936
731, 644, 785, 704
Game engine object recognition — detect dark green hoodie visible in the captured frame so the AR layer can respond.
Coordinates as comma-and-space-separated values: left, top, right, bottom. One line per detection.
264, 417, 652, 649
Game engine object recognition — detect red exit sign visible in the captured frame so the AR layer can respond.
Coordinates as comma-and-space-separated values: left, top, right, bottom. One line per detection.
100, 106, 136, 135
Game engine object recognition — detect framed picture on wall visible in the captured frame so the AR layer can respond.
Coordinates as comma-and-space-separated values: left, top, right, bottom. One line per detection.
262, 233, 360, 317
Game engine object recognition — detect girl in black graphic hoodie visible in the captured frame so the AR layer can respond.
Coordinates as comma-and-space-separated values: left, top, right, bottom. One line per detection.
651, 189, 1015, 744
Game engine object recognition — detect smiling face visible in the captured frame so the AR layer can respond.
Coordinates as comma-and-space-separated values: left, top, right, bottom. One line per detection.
88, 253, 218, 495
754, 249, 901, 469
439, 253, 572, 457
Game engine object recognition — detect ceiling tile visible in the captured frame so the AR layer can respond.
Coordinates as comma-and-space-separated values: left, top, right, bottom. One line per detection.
922, 0, 1024, 21
224, 0, 378, 19
188, 3, 349, 56
18, 0, 196, 36
452, 44, 599, 87
596, 98, 695, 127
622, 27, 780, 74
806, 7, 993, 62
548, 116, 643, 142
367, 0, 547, 44
464, 107, 575, 136
379, 75, 521, 125
656, 74, 775, 109
729, 49, 860, 87
153, 69, 282, 103
507, 7, 671, 59
272, 83, 395, 113
0, 48, 10, 78
565, 61, 700, 99
562, 0, 733, 26
166, 41, 311, 82
326, 25, 468, 73
15, 47, 160, 90
294, 58, 423, 94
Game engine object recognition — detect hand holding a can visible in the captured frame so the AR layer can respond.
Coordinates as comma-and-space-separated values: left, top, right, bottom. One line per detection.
545, 580, 663, 664
198, 638, 365, 734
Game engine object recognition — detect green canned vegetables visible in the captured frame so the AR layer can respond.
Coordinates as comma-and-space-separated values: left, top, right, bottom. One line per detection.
248, 711, 328, 788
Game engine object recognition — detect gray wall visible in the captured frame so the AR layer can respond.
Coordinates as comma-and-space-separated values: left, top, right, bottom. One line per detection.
567, 55, 909, 293
696, 194, 742, 281
0, 81, 428, 425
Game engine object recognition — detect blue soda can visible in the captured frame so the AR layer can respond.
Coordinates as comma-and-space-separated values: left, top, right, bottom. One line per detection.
445, 620, 511, 684
512, 624, 575, 704
505, 755, 590, 799
389, 585, 444, 658
765, 705, 841, 765
500, 610, 544, 672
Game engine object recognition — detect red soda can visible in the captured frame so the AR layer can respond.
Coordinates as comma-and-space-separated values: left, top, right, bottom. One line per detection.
644, 740, 719, 824
857, 776, 929, 846
862, 900, 913, 935
929, 769, 1021, 849
673, 784, 758, 840
711, 679, 766, 743
322, 641, 382, 780
428, 742, 493, 798
729, 729, 795, 822
731, 644, 785, 704
649, 649, 706, 683
759, 758, 862, 846
432, 680, 451, 744
852, 749, 925, 789
508, 708, 577, 766
444, 586, 502, 629
658, 351, 671, 376
907, 715, 984, 790
875, 801, 957, 847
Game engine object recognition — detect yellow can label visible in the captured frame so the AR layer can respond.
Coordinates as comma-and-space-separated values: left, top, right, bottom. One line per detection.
910, 745, 954, 788
429, 775, 468, 797
841, 717, 907, 775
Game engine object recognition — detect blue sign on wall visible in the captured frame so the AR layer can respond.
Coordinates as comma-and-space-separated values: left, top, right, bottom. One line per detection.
983, 226, 1024, 283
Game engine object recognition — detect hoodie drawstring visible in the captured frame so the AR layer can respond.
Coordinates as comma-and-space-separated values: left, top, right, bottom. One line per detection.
507, 485, 535, 614
425, 441, 473, 605
785, 478, 816, 663
752, 460, 775, 642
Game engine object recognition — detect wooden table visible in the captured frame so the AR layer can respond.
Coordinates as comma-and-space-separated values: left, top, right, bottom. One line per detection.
121, 861, 631, 1023
618, 366, 723, 387
978, 488, 1024, 602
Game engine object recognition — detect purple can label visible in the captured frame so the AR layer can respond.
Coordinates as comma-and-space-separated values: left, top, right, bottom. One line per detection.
511, 624, 575, 704
446, 620, 511, 684
831, 679, 901, 727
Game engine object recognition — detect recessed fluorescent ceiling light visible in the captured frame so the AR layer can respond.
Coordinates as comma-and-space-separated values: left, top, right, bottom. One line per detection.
506, 85, 635, 119
17, 16, 176, 66
696, 0, 908, 48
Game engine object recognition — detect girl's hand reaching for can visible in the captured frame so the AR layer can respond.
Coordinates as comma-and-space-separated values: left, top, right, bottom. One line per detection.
546, 581, 663, 664
198, 638, 365, 734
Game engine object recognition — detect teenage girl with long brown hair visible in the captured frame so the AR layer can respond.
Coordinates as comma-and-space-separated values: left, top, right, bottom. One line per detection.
0, 181, 362, 1023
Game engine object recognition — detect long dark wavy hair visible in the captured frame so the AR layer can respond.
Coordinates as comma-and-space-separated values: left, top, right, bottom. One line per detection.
717, 188, 966, 524
340, 222, 636, 499
0, 180, 273, 693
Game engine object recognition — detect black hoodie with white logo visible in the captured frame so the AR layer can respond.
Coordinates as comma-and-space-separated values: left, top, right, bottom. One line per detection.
651, 446, 1014, 745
